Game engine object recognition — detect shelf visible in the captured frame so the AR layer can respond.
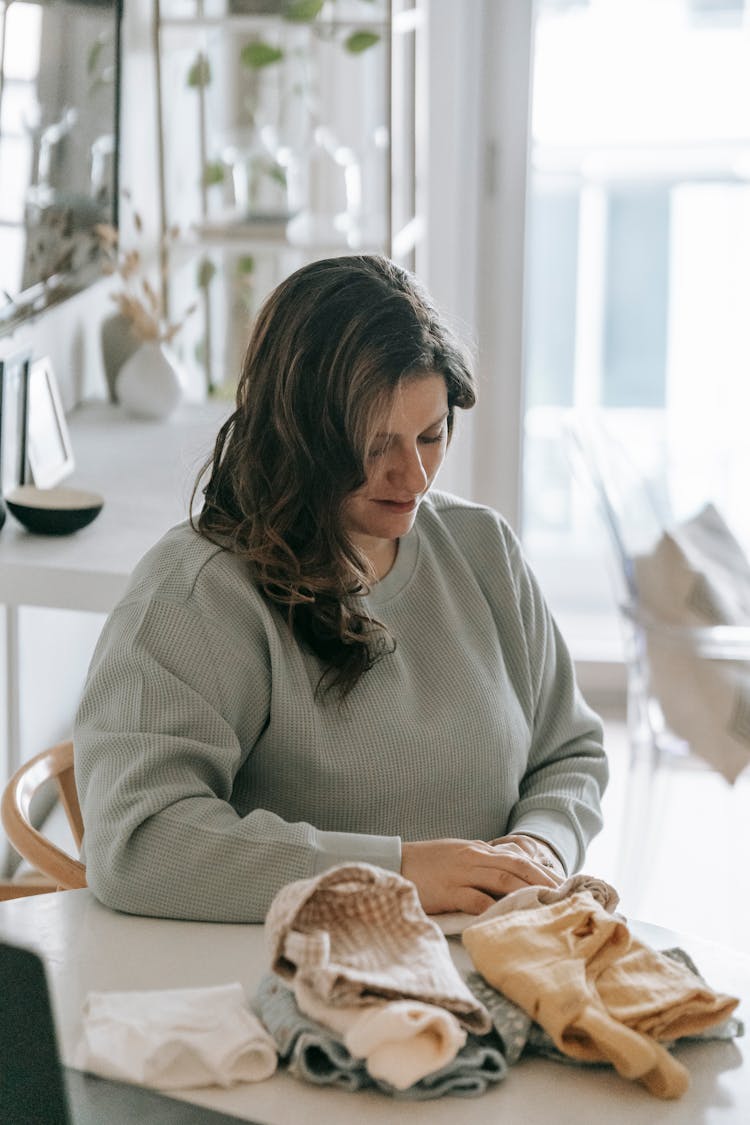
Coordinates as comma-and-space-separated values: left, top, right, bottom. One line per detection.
180, 211, 391, 253
160, 14, 389, 30
181, 232, 387, 253
0, 399, 230, 613
158, 8, 421, 35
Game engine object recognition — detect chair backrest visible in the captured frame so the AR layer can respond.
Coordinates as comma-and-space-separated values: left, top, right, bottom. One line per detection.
563, 412, 680, 758
565, 411, 750, 779
1, 740, 87, 891
564, 412, 670, 608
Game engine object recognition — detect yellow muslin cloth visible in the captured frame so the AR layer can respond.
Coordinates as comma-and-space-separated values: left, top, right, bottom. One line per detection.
463, 891, 738, 1100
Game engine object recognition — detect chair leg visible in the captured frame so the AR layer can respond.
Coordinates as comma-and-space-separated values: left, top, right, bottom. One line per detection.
616, 737, 659, 905
615, 676, 664, 907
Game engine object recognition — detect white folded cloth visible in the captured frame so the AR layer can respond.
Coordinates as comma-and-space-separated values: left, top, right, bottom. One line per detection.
294, 979, 467, 1090
75, 982, 277, 1090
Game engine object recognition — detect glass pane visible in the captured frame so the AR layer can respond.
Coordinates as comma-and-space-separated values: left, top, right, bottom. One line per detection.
525, 190, 579, 409
522, 0, 750, 657
603, 189, 669, 408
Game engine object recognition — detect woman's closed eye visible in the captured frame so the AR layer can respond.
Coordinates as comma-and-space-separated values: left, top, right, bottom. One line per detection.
368, 421, 446, 460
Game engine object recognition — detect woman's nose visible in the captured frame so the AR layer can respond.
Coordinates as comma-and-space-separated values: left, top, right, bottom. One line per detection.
388, 446, 428, 491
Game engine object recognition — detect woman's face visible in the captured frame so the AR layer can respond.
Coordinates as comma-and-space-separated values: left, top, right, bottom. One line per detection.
342, 374, 449, 567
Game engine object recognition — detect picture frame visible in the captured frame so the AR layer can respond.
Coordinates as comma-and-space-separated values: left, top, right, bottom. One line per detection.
0, 350, 31, 497
26, 356, 75, 489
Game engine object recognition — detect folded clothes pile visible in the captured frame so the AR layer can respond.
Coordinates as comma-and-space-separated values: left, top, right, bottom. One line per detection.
74, 864, 742, 1101
259, 862, 496, 1094
254, 973, 506, 1098
258, 863, 742, 1102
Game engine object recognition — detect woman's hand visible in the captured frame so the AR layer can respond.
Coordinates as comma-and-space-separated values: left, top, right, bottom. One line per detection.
401, 835, 562, 916
488, 832, 566, 883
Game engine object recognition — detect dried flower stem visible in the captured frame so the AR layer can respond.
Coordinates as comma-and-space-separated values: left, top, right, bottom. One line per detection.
95, 201, 195, 344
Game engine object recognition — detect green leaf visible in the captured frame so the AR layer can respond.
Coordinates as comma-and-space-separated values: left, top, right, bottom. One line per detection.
237, 256, 256, 276
344, 30, 380, 54
283, 0, 325, 21
197, 258, 217, 288
87, 36, 105, 76
202, 161, 225, 187
187, 55, 212, 87
240, 41, 284, 69
267, 164, 287, 187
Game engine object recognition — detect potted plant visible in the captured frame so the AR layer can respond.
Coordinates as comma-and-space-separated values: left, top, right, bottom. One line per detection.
96, 200, 196, 420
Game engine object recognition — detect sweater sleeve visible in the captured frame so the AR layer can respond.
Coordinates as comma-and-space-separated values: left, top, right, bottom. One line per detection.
74, 592, 400, 924
500, 523, 608, 874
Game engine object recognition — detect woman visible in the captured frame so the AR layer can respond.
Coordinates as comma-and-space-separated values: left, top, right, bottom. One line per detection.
74, 255, 607, 923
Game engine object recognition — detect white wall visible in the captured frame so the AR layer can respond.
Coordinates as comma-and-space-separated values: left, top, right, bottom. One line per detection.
423, 0, 533, 533
0, 0, 160, 875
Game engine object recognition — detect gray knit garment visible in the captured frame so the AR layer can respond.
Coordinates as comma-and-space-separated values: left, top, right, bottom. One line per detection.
74, 491, 607, 922
254, 974, 507, 1099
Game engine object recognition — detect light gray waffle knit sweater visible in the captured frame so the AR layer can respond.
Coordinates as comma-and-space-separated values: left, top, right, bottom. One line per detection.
74, 491, 607, 923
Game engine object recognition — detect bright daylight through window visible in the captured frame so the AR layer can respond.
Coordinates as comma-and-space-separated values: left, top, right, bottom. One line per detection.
522, 0, 750, 661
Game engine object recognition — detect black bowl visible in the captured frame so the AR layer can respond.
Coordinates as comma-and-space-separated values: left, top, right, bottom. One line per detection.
5, 485, 104, 536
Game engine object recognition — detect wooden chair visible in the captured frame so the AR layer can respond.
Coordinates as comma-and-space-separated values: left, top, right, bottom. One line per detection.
1, 739, 87, 897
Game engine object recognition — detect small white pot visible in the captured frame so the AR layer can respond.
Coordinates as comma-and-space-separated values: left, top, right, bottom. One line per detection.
116, 341, 184, 421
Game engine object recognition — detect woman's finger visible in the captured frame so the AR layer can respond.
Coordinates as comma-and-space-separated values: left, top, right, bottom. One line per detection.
471, 846, 560, 890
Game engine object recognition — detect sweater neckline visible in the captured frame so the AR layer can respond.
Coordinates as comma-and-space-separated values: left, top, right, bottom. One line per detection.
365, 526, 419, 607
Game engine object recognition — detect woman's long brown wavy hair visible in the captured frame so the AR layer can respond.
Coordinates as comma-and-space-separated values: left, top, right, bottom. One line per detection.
192, 255, 476, 697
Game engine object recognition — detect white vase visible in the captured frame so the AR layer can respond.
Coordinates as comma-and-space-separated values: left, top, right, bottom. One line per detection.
116, 341, 184, 421
100, 311, 140, 404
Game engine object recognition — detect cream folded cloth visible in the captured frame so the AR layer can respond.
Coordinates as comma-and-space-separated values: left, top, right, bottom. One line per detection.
294, 979, 467, 1090
432, 874, 621, 935
75, 982, 277, 1090
476, 872, 622, 921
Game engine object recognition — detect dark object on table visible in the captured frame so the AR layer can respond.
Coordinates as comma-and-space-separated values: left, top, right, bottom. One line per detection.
5, 485, 104, 535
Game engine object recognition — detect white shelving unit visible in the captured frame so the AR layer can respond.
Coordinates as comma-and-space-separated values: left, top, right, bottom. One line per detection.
153, 0, 427, 396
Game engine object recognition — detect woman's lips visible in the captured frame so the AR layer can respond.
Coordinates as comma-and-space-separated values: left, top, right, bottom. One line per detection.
373, 498, 417, 513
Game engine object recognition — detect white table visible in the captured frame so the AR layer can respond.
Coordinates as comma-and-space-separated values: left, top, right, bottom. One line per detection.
0, 890, 747, 1124
0, 399, 230, 779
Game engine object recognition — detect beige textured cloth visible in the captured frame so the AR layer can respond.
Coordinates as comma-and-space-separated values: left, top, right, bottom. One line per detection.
265, 862, 491, 1033
463, 890, 739, 1100
294, 980, 467, 1089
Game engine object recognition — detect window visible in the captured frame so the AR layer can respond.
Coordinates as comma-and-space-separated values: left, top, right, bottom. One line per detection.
521, 0, 750, 659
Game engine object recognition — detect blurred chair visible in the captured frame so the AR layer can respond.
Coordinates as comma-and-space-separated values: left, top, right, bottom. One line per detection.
1, 740, 87, 896
565, 414, 750, 888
